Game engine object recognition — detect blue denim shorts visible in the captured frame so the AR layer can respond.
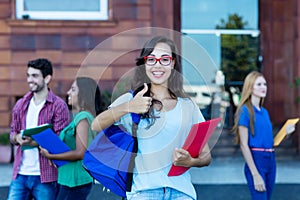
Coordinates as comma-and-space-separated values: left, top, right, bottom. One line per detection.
126, 187, 194, 200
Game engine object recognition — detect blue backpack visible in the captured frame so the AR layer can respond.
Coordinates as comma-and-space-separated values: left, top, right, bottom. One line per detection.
83, 113, 140, 198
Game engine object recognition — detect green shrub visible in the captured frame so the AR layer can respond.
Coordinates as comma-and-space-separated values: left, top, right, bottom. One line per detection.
0, 133, 10, 145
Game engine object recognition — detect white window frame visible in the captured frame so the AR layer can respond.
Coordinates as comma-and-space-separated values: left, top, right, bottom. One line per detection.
16, 0, 108, 20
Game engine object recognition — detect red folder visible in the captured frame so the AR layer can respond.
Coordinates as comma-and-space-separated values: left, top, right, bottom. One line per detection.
168, 117, 222, 176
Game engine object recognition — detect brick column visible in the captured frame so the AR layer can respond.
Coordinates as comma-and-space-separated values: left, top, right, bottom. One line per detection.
260, 0, 300, 153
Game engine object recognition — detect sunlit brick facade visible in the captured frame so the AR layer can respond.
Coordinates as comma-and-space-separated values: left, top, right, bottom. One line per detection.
1, 0, 300, 152
0, 0, 180, 132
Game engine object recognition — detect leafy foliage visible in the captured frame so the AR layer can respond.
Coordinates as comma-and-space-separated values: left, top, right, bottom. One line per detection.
216, 13, 259, 81
0, 133, 10, 145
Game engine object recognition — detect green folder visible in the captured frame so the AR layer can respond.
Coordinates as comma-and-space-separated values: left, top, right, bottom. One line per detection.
21, 124, 53, 150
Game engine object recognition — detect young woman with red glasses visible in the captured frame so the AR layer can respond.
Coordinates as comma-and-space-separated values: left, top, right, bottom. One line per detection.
92, 35, 211, 200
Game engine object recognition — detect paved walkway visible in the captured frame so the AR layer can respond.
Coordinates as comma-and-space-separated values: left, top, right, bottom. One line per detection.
0, 163, 12, 187
2, 156, 300, 187
1, 156, 300, 200
191, 156, 300, 184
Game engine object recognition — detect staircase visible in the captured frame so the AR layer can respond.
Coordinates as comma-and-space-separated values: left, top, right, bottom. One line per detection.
210, 128, 241, 157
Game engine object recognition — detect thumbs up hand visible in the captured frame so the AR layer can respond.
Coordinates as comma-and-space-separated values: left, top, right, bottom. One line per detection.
129, 83, 152, 114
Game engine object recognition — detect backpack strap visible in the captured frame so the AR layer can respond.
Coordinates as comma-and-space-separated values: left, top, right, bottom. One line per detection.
126, 122, 138, 192
126, 91, 141, 193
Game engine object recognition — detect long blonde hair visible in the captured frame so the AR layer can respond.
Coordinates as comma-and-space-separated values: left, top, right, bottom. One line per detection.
233, 71, 265, 143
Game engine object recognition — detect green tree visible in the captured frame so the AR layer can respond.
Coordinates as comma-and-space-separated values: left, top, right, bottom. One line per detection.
216, 13, 259, 81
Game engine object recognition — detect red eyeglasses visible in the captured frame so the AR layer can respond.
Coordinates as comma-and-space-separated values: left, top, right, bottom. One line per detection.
144, 56, 173, 66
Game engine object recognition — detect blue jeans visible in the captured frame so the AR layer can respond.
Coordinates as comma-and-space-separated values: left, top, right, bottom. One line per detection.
7, 174, 57, 200
56, 183, 92, 200
126, 187, 194, 200
244, 151, 276, 200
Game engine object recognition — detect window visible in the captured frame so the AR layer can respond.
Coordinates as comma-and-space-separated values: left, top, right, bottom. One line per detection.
16, 0, 108, 20
181, 0, 259, 122
181, 0, 259, 85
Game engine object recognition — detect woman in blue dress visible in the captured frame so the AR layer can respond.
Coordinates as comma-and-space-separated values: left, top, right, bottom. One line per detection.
233, 71, 295, 200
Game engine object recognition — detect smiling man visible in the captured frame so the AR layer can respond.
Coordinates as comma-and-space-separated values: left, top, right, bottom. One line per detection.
8, 58, 70, 200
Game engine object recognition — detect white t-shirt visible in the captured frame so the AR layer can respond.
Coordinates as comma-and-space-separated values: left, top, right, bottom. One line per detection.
19, 97, 46, 176
111, 93, 205, 200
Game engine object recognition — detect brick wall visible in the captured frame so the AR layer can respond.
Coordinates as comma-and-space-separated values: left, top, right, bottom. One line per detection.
260, 0, 300, 152
0, 0, 180, 131
260, 0, 299, 124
